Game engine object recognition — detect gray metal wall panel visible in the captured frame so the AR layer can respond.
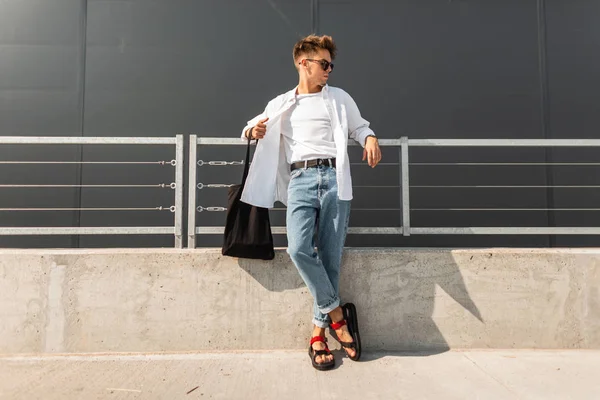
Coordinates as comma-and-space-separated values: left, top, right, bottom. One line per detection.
546, 0, 600, 246
0, 0, 84, 247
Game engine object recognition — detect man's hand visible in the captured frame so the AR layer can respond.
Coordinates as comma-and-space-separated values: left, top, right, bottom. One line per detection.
363, 136, 382, 168
247, 117, 269, 139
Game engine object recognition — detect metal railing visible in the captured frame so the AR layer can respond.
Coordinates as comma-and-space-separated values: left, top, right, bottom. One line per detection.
404, 138, 600, 236
5, 135, 598, 248
188, 136, 600, 248
0, 135, 185, 248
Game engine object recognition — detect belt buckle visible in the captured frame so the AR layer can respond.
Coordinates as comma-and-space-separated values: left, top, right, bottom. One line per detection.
317, 159, 323, 166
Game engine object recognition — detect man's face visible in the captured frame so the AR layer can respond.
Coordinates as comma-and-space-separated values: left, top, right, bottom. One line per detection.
299, 48, 333, 86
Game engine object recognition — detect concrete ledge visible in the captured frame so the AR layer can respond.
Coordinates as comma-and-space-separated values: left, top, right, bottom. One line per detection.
1, 248, 599, 354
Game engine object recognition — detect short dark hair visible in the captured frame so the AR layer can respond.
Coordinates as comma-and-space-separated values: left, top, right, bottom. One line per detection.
293, 34, 337, 62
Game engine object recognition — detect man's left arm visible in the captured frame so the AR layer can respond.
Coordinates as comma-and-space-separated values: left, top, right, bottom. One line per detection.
345, 93, 382, 168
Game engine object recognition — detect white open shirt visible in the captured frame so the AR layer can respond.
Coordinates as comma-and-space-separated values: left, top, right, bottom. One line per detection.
240, 85, 375, 208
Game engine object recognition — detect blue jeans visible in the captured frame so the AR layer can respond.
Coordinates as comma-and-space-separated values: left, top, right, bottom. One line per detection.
286, 165, 351, 328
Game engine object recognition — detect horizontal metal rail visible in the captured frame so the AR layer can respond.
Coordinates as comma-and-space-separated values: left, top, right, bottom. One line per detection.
0, 227, 174, 235
0, 206, 174, 212
195, 137, 399, 146
196, 226, 600, 236
0, 137, 176, 145
414, 208, 600, 211
409, 139, 600, 147
195, 227, 404, 235
195, 138, 600, 147
411, 162, 600, 166
411, 227, 600, 235
0, 161, 173, 165
413, 185, 600, 188
194, 206, 404, 212
0, 184, 174, 188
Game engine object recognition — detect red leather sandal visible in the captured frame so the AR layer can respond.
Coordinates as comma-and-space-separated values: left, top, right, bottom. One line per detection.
308, 336, 335, 371
330, 303, 362, 361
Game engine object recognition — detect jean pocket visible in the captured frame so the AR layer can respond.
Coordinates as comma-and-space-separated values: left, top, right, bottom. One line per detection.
290, 168, 304, 179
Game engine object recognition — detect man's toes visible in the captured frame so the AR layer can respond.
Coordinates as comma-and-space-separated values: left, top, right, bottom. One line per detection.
316, 354, 332, 364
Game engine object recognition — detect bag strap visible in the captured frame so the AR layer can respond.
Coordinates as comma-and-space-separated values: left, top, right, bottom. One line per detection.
241, 136, 255, 187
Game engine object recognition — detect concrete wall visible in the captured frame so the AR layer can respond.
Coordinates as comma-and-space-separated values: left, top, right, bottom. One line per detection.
1, 248, 599, 355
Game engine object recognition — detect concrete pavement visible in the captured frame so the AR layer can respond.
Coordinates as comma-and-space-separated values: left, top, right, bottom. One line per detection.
1, 350, 599, 399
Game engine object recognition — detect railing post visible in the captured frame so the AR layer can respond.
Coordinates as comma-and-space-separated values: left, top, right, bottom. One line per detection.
187, 135, 197, 248
401, 136, 411, 236
174, 134, 185, 248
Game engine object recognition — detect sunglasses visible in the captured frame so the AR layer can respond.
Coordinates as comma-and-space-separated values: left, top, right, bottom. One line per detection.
304, 58, 334, 72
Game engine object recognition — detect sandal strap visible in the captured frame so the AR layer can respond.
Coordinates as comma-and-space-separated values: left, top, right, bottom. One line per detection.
310, 337, 332, 356
310, 336, 327, 346
339, 340, 356, 349
330, 320, 347, 330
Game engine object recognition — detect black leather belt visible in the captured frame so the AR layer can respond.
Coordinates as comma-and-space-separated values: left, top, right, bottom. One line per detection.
290, 158, 336, 172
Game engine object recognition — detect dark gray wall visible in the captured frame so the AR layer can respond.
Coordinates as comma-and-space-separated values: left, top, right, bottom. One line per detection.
1, 0, 599, 248
0, 0, 84, 247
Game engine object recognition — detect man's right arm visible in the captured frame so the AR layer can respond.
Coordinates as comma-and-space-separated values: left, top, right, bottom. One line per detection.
241, 93, 290, 140
241, 106, 269, 140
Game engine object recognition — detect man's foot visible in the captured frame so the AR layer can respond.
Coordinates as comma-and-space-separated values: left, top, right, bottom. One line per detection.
310, 327, 334, 365
308, 336, 335, 370
329, 304, 361, 361
331, 323, 357, 359
311, 340, 334, 364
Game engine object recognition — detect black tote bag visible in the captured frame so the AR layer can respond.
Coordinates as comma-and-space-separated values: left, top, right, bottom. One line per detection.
221, 137, 275, 260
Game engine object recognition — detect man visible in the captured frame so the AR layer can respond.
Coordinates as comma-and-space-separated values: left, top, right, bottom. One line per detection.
240, 34, 381, 370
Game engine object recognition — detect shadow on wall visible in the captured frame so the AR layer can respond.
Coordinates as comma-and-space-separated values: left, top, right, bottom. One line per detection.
237, 251, 306, 292
237, 249, 483, 354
